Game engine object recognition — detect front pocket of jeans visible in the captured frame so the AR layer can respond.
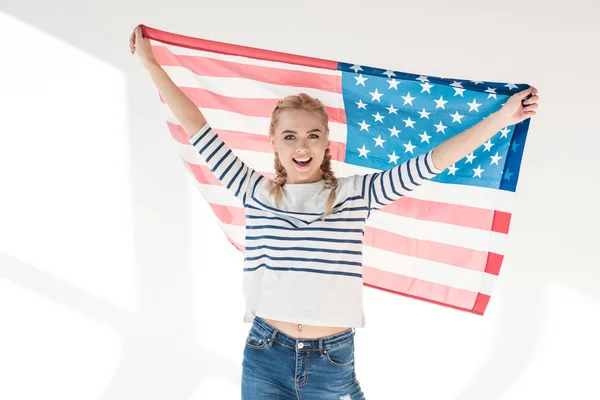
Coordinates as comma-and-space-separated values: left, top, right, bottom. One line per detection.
245, 328, 267, 349
325, 341, 354, 367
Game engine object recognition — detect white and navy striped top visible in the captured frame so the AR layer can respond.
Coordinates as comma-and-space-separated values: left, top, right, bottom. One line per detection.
190, 123, 442, 327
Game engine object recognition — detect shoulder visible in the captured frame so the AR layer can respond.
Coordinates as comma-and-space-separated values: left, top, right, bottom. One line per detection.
251, 175, 275, 194
335, 175, 364, 198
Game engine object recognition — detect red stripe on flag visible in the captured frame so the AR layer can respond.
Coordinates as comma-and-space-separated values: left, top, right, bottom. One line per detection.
492, 210, 511, 234
364, 226, 497, 272
160, 88, 346, 124
382, 197, 509, 234
141, 25, 339, 71
471, 293, 492, 315
151, 46, 343, 94
484, 252, 504, 276
208, 203, 246, 226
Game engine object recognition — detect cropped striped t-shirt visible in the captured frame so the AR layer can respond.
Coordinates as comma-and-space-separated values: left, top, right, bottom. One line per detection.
190, 123, 442, 328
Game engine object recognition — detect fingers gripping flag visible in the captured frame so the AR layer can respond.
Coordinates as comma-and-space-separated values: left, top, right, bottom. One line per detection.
140, 24, 532, 315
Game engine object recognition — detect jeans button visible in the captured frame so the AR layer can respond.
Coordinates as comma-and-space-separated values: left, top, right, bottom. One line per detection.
298, 342, 304, 349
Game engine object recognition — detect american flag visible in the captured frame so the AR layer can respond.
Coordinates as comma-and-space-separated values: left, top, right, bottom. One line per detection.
140, 24, 532, 315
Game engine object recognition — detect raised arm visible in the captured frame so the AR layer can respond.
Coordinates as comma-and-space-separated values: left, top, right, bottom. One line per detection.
431, 86, 539, 170
142, 60, 207, 137
356, 85, 539, 213
131, 26, 205, 136
130, 26, 263, 204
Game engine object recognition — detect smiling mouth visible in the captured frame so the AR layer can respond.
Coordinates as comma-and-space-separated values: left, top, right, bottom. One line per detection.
293, 157, 313, 168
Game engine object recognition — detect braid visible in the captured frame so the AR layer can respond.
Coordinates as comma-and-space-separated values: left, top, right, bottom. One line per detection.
268, 152, 287, 207
320, 147, 339, 220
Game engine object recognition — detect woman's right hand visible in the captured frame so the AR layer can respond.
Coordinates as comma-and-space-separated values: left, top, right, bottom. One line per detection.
129, 25, 155, 64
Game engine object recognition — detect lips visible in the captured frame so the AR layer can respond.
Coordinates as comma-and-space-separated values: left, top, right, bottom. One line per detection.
293, 157, 312, 169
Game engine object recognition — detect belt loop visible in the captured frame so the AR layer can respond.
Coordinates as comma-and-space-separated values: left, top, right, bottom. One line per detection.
319, 338, 324, 356
267, 328, 278, 347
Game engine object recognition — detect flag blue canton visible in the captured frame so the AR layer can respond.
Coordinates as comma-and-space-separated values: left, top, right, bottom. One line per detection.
338, 62, 530, 192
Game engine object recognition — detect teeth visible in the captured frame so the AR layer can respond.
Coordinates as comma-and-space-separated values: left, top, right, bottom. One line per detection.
294, 158, 311, 162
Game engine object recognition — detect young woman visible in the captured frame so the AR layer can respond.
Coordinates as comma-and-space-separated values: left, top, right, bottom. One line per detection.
130, 25, 539, 399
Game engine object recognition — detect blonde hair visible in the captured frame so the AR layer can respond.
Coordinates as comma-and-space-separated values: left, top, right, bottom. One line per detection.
268, 93, 338, 220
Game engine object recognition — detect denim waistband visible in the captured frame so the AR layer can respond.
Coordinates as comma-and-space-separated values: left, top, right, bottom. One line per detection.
252, 316, 356, 352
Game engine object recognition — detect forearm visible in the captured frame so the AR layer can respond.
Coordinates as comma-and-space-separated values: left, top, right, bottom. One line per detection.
142, 59, 207, 137
431, 112, 505, 171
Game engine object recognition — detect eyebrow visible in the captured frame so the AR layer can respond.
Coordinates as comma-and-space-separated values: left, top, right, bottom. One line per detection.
280, 128, 322, 135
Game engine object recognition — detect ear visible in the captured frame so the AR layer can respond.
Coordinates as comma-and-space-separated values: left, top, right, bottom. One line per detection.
270, 139, 278, 152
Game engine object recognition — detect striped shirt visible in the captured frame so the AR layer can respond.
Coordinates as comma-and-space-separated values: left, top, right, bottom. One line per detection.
190, 123, 442, 327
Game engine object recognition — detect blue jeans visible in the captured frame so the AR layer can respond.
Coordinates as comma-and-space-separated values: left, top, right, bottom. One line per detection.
241, 316, 366, 399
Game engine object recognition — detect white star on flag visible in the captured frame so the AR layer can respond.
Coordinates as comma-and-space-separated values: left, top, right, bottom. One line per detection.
357, 144, 370, 158
418, 131, 432, 143
369, 88, 383, 102
403, 141, 416, 154
358, 120, 370, 131
490, 152, 503, 165
418, 108, 431, 119
450, 111, 464, 123
354, 74, 368, 86
387, 79, 400, 89
434, 96, 448, 109
403, 117, 416, 128
373, 135, 386, 148
467, 98, 482, 112
387, 151, 400, 164
388, 126, 400, 137
386, 104, 398, 114
402, 92, 416, 106
483, 140, 494, 151
473, 165, 485, 178
434, 121, 448, 133
372, 112, 384, 123
420, 82, 434, 93
465, 152, 477, 163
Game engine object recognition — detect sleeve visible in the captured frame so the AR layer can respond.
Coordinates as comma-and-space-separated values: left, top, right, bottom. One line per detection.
189, 122, 264, 206
352, 150, 444, 215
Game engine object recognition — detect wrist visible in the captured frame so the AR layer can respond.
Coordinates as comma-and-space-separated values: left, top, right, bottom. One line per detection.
488, 110, 508, 131
141, 57, 159, 69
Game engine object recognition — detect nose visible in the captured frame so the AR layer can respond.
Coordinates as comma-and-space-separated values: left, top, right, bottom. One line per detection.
295, 143, 309, 153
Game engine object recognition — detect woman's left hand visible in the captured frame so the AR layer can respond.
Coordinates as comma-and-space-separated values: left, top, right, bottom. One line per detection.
496, 86, 539, 126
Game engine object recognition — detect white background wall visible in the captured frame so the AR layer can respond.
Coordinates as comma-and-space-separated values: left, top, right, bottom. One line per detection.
1, 1, 599, 399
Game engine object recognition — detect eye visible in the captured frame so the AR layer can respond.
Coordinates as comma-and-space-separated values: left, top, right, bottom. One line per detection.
283, 134, 319, 140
